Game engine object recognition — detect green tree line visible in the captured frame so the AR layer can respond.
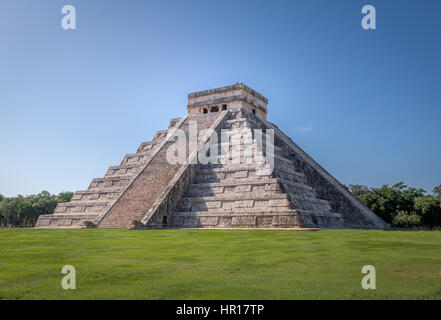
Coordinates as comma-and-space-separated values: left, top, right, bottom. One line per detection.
348, 182, 441, 228
0, 191, 73, 227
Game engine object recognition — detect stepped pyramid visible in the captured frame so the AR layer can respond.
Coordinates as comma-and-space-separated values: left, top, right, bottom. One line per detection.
36, 84, 387, 229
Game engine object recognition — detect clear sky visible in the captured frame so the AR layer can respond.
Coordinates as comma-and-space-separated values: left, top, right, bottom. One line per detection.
1, 0, 440, 197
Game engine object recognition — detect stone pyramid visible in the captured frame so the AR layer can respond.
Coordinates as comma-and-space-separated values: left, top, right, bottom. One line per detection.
36, 84, 387, 229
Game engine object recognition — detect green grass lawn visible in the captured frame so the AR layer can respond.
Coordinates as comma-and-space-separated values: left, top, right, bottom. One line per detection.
0, 228, 440, 299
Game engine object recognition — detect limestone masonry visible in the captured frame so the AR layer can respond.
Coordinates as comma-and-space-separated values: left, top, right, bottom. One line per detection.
36, 84, 388, 229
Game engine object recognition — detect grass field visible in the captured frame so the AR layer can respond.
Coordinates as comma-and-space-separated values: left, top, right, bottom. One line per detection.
0, 228, 440, 300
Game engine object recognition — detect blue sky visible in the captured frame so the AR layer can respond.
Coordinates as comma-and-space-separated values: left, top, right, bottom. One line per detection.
1, 0, 440, 197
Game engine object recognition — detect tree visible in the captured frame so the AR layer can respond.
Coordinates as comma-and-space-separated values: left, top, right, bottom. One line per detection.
414, 196, 441, 227
348, 185, 370, 198
57, 192, 73, 203
348, 182, 426, 226
358, 183, 422, 224
33, 192, 58, 217
38, 191, 51, 198
433, 185, 441, 198
0, 196, 22, 225
0, 194, 5, 225
0, 191, 63, 227
392, 210, 421, 228
17, 199, 37, 226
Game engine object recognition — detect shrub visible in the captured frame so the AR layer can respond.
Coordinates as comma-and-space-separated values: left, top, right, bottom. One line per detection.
392, 211, 421, 228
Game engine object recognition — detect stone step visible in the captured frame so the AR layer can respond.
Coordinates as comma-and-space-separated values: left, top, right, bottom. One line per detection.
189, 177, 279, 188
287, 194, 332, 212
224, 117, 264, 128
153, 130, 168, 141
55, 201, 109, 214
193, 169, 274, 184
172, 208, 341, 218
121, 151, 153, 165
168, 117, 183, 129
194, 164, 304, 184
179, 189, 331, 212
217, 143, 283, 155
173, 207, 297, 216
90, 174, 133, 182
279, 180, 317, 198
71, 189, 121, 202
169, 211, 300, 228
222, 121, 273, 137
226, 118, 248, 125
122, 142, 172, 164
169, 209, 343, 228
272, 154, 297, 167
275, 167, 307, 184
105, 165, 140, 178
105, 163, 143, 177
120, 156, 148, 165
197, 163, 273, 173
177, 194, 292, 212
136, 141, 153, 153
186, 178, 282, 196
278, 178, 313, 191
88, 175, 132, 190
180, 187, 290, 201
211, 155, 297, 174
185, 169, 327, 211
219, 135, 279, 144
36, 214, 100, 228
129, 129, 171, 160
137, 137, 166, 153
107, 163, 142, 171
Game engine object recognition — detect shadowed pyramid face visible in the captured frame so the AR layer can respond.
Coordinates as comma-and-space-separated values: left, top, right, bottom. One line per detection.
36, 85, 388, 230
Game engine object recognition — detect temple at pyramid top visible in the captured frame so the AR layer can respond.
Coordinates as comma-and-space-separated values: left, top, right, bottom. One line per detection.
187, 83, 268, 119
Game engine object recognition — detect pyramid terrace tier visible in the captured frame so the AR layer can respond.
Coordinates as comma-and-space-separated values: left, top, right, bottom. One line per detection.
35, 214, 100, 228
88, 175, 133, 190
168, 210, 344, 228
188, 176, 317, 198
178, 187, 332, 212
195, 163, 305, 181
184, 177, 284, 197
121, 152, 155, 165
105, 163, 143, 177
218, 141, 284, 153
70, 188, 122, 202
54, 201, 110, 215
215, 153, 303, 171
